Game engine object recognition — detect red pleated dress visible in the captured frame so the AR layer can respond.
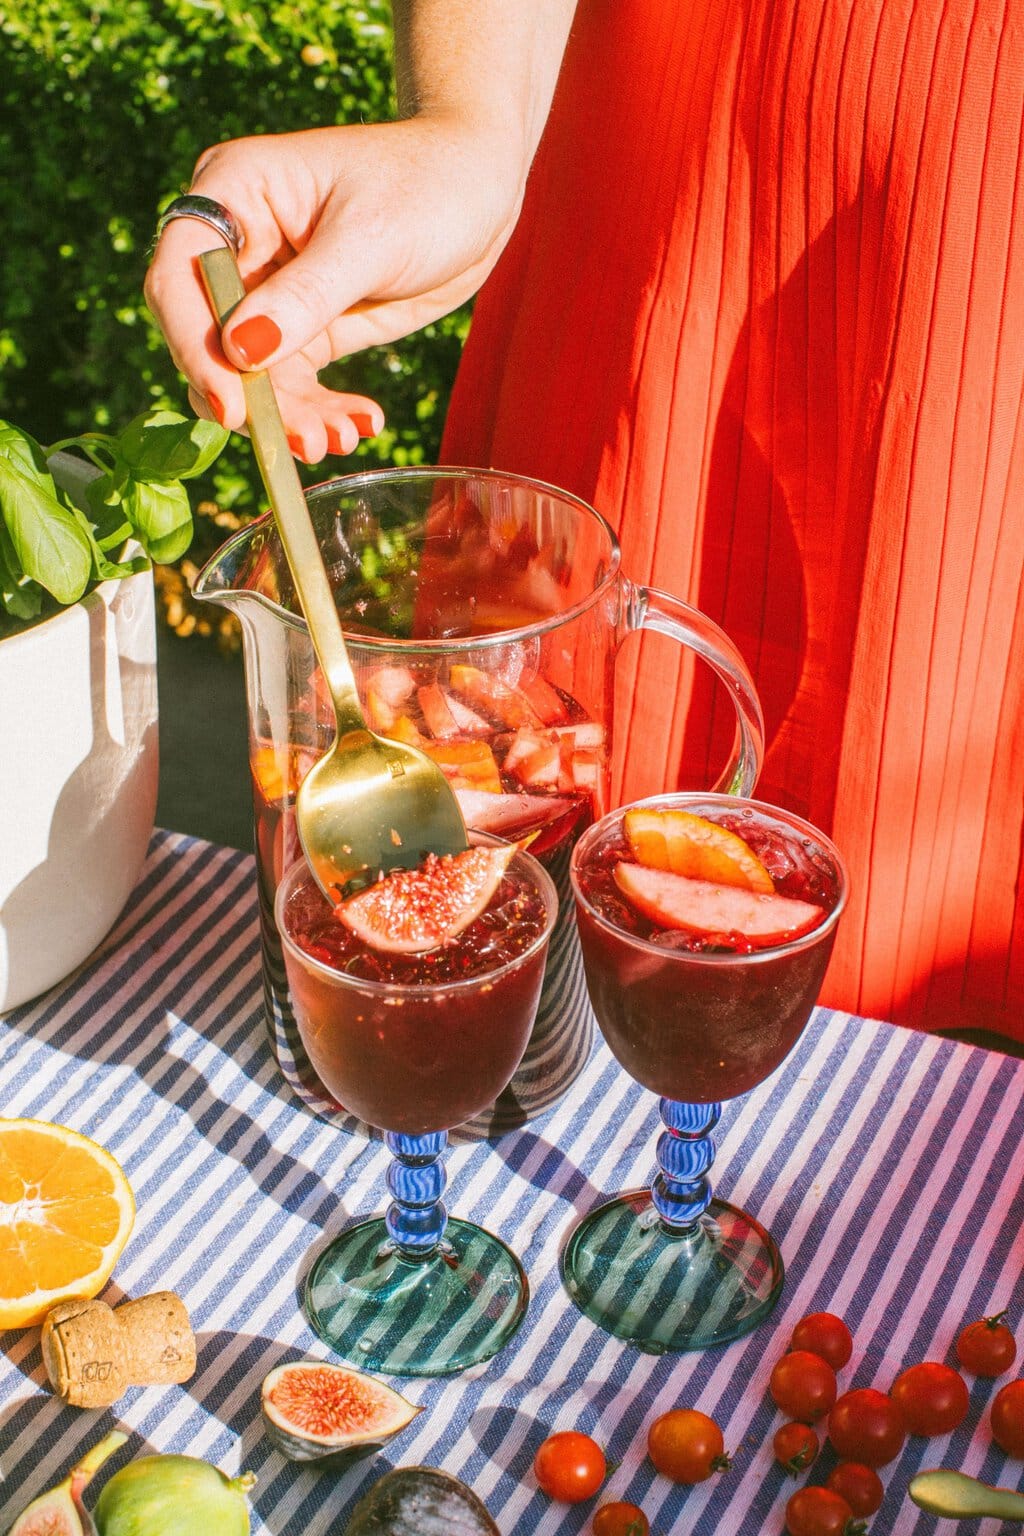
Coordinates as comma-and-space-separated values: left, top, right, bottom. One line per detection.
440, 0, 1024, 1041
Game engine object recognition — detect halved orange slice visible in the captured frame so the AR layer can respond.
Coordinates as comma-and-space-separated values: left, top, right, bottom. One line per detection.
623, 808, 774, 893
0, 1120, 135, 1329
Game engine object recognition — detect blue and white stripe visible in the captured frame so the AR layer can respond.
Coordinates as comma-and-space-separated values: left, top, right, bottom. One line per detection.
2, 830, 1023, 1534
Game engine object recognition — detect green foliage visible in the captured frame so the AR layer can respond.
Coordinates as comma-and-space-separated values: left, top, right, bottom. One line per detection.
0, 0, 467, 540
0, 409, 228, 635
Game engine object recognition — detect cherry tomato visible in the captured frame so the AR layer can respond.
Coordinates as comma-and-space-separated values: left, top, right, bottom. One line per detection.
785, 1485, 859, 1536
647, 1408, 729, 1483
592, 1501, 650, 1536
773, 1421, 819, 1474
828, 1387, 907, 1466
826, 1461, 885, 1517
890, 1361, 969, 1436
957, 1311, 1017, 1378
770, 1351, 839, 1423
534, 1431, 607, 1502
990, 1379, 1024, 1458
791, 1312, 854, 1371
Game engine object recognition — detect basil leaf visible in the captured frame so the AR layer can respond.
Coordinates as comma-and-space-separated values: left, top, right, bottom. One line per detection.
119, 409, 228, 482
0, 420, 54, 486
0, 455, 92, 604
122, 477, 193, 564
0, 528, 42, 621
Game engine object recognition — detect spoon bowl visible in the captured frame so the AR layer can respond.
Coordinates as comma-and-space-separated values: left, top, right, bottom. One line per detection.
199, 246, 468, 898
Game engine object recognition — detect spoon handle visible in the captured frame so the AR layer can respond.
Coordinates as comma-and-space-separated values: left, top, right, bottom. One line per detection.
198, 246, 366, 736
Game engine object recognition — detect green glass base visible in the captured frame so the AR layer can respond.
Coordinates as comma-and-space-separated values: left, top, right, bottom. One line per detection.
305, 1215, 529, 1377
560, 1190, 784, 1353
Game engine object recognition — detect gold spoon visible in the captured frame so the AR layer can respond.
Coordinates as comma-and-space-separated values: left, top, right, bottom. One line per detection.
199, 245, 468, 899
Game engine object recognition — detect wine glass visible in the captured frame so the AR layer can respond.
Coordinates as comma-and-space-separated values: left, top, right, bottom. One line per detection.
563, 792, 847, 1352
275, 838, 557, 1377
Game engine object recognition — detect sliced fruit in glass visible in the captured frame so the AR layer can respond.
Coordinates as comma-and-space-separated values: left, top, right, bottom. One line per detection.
276, 837, 557, 1376
563, 793, 847, 1352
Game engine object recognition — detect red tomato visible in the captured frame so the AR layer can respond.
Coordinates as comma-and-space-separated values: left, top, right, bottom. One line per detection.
770, 1351, 839, 1423
785, 1486, 858, 1536
991, 1379, 1024, 1458
773, 1421, 820, 1475
534, 1431, 606, 1502
826, 1461, 885, 1517
791, 1312, 854, 1371
890, 1362, 969, 1436
827, 1388, 907, 1466
647, 1408, 729, 1483
592, 1501, 650, 1536
957, 1312, 1017, 1378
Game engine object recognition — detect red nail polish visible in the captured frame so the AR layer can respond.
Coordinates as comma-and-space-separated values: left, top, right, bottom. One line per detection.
325, 425, 352, 456
286, 434, 304, 460
230, 315, 282, 367
207, 393, 226, 426
349, 412, 381, 438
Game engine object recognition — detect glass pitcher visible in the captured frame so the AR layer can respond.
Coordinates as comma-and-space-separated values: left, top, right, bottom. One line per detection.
194, 466, 764, 1137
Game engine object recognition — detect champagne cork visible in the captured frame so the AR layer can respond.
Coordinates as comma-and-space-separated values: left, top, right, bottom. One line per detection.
41, 1291, 196, 1409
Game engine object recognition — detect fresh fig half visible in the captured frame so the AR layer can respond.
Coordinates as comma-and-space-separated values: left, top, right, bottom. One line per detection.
8, 1431, 126, 1536
261, 1361, 421, 1469
343, 1466, 500, 1536
337, 845, 514, 954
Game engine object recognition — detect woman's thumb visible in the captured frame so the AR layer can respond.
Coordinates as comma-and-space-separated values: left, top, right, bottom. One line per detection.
221, 239, 354, 369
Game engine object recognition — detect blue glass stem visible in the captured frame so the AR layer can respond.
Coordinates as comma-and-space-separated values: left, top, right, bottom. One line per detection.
652, 1098, 722, 1232
384, 1130, 449, 1260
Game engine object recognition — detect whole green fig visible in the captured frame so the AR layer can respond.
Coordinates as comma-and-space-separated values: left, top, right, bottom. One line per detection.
93, 1455, 255, 1536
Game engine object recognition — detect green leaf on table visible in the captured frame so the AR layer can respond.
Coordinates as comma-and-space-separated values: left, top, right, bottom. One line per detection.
0, 455, 92, 604
118, 409, 229, 483
122, 476, 193, 564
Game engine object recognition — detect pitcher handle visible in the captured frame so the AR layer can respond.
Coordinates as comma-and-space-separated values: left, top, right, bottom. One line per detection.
625, 581, 764, 797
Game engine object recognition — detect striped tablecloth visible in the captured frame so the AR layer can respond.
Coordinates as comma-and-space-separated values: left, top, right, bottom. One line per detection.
2, 829, 1024, 1534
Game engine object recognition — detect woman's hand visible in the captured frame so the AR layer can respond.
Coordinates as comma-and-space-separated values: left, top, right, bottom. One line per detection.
145, 116, 525, 460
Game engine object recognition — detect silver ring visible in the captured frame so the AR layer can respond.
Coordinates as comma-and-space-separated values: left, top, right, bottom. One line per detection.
155, 194, 244, 255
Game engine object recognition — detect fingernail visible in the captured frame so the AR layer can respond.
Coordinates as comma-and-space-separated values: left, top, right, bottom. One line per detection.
207, 392, 226, 426
325, 424, 355, 456
349, 411, 382, 438
286, 434, 305, 460
230, 315, 282, 367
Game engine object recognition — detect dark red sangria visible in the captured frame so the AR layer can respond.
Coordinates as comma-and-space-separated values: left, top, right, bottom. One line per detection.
561, 792, 846, 1355
572, 798, 844, 1101
278, 837, 557, 1378
276, 840, 557, 1137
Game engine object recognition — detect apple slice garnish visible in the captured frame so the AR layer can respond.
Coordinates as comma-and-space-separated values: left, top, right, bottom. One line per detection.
623, 808, 774, 893
613, 862, 825, 946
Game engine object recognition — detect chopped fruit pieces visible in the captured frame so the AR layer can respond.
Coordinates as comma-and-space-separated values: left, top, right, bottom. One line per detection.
416, 683, 459, 739
448, 664, 544, 729
623, 808, 774, 893
518, 674, 570, 724
613, 862, 825, 946
421, 740, 503, 793
337, 845, 515, 954
364, 665, 417, 730
251, 743, 318, 803
387, 715, 426, 747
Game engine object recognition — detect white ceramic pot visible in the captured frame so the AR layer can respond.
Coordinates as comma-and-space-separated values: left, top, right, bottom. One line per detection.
0, 459, 158, 1013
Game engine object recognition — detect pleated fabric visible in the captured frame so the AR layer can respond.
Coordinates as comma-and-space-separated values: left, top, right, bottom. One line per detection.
440, 0, 1024, 1041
